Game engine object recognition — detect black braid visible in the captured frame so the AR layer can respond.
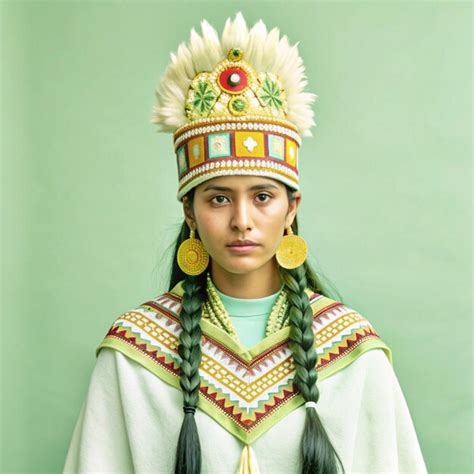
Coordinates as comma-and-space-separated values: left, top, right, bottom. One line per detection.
174, 273, 206, 474
281, 264, 345, 474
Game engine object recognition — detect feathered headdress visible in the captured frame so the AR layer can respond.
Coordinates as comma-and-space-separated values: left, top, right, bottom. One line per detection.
151, 12, 317, 201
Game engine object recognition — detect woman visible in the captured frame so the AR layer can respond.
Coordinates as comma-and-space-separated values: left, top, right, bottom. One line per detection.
63, 12, 427, 474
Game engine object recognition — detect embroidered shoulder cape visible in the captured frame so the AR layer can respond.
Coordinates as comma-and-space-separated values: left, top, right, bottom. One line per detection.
95, 281, 392, 445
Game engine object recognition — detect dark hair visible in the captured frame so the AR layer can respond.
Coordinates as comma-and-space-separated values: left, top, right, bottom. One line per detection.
169, 185, 345, 474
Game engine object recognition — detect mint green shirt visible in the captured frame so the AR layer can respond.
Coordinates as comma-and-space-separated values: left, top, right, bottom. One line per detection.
215, 286, 284, 348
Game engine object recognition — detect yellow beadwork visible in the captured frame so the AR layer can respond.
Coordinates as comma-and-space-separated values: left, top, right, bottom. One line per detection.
202, 274, 289, 344
185, 48, 288, 122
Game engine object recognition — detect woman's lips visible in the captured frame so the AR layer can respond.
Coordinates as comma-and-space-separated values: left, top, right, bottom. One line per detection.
227, 243, 260, 253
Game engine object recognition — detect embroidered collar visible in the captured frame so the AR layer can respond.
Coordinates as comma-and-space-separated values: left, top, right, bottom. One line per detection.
96, 281, 392, 444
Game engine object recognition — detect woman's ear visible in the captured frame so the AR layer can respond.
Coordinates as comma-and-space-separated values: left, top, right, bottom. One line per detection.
182, 196, 196, 230
286, 191, 302, 228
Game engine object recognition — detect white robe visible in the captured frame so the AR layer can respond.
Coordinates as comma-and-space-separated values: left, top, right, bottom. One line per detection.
63, 346, 427, 473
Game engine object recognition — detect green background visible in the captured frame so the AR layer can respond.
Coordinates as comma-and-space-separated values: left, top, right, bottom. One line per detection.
1, 0, 471, 472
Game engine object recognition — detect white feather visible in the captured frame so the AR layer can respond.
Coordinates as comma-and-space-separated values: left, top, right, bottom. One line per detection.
246, 20, 268, 72
151, 11, 317, 136
221, 11, 249, 53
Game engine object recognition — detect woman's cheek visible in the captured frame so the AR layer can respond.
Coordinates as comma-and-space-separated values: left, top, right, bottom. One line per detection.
200, 225, 221, 254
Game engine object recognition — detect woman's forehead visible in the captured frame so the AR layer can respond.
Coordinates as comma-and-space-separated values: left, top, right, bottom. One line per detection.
196, 175, 285, 192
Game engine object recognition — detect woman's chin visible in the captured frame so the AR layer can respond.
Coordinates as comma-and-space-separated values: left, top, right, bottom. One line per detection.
213, 256, 273, 275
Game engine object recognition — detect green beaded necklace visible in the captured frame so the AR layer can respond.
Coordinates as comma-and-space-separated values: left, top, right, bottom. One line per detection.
202, 273, 289, 345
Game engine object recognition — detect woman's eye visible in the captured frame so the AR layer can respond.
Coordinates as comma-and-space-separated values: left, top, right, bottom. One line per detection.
256, 193, 271, 203
211, 195, 229, 204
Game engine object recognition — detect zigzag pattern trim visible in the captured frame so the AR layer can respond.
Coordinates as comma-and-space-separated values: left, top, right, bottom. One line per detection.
96, 289, 392, 443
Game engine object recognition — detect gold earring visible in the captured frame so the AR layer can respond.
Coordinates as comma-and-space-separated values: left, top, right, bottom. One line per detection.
177, 228, 209, 276
276, 225, 308, 269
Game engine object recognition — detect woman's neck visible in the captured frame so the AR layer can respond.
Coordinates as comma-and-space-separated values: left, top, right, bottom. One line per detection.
210, 259, 282, 299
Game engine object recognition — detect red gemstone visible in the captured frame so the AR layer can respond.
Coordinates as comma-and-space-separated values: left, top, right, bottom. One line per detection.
219, 67, 248, 93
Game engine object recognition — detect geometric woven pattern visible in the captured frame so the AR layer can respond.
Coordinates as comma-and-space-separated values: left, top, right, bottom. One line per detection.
173, 118, 301, 200
96, 283, 392, 444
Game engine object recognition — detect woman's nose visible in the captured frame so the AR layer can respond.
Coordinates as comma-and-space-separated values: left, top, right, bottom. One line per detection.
230, 200, 253, 231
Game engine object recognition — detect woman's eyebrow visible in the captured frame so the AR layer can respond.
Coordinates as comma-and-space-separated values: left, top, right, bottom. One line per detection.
202, 183, 279, 192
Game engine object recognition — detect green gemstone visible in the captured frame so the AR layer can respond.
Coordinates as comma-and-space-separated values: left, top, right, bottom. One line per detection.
232, 99, 246, 112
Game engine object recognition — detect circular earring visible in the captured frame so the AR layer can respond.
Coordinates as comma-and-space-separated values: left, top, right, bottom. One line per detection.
276, 225, 308, 269
177, 228, 209, 276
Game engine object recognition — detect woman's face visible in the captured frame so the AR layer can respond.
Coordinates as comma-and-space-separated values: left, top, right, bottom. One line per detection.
183, 175, 301, 275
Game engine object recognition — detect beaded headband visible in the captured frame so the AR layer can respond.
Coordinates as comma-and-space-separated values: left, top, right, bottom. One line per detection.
151, 12, 317, 201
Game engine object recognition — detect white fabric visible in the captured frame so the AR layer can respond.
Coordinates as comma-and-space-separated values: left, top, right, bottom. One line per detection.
63, 348, 427, 473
